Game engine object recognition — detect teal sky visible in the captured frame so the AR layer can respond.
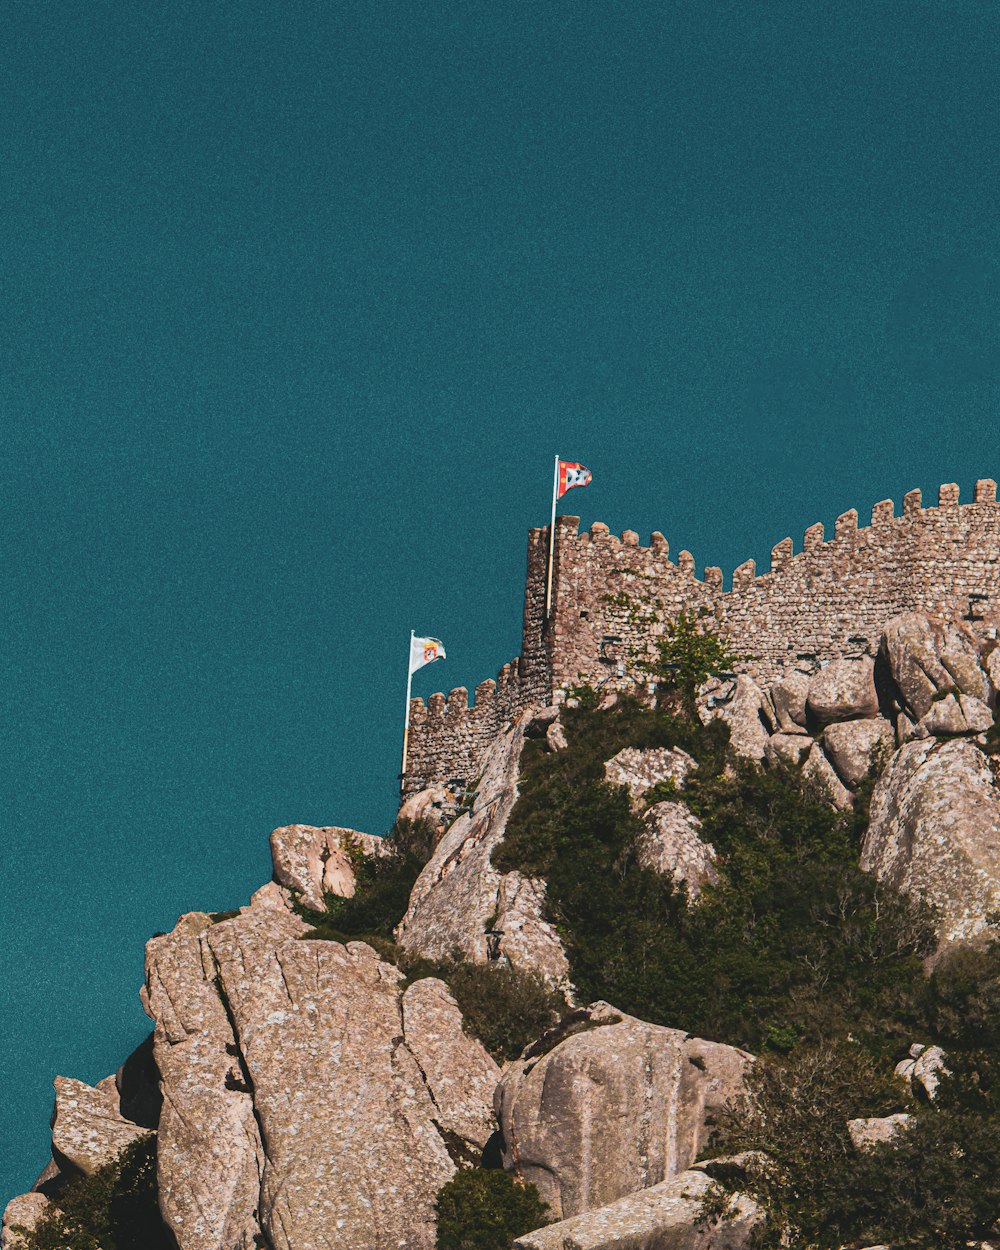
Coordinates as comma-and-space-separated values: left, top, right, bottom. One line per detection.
2, 0, 999, 1203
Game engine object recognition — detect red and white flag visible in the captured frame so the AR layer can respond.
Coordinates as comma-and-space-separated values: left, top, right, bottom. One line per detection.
557, 461, 592, 499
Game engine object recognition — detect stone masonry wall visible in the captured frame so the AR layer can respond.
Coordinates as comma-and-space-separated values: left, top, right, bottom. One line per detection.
402, 528, 551, 796
403, 480, 1000, 795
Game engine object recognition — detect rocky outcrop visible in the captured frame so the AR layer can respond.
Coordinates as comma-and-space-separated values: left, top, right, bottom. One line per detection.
639, 802, 719, 898
861, 739, 1000, 943
604, 747, 696, 805
398, 785, 462, 831
50, 1075, 149, 1176
144, 898, 500, 1250
895, 1043, 948, 1099
847, 1114, 912, 1151
512, 1165, 759, 1250
2, 1193, 51, 1250
144, 910, 266, 1250
400, 977, 501, 1151
496, 1003, 751, 1221
396, 711, 570, 987
269, 824, 387, 912
698, 676, 770, 763
821, 719, 894, 788
806, 658, 879, 727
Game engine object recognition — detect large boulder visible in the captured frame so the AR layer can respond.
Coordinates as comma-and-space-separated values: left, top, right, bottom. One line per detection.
511, 1165, 759, 1250
806, 658, 879, 727
269, 824, 387, 912
821, 718, 894, 788
397, 785, 461, 831
395, 711, 570, 987
604, 747, 696, 807
861, 739, 1000, 943
144, 910, 267, 1250
50, 1076, 149, 1176
145, 898, 501, 1250
639, 802, 719, 898
769, 670, 810, 733
2, 1193, 51, 1250
881, 614, 989, 720
400, 977, 501, 1151
697, 676, 770, 763
918, 692, 993, 737
495, 1003, 751, 1221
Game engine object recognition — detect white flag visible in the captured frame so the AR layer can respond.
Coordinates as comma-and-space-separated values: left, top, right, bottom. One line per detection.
409, 635, 446, 675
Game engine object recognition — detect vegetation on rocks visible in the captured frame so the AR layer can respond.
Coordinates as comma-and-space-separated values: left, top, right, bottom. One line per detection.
294, 821, 564, 1062
714, 942, 1000, 1246
434, 1168, 549, 1250
15, 1137, 172, 1250
645, 607, 740, 705
494, 694, 934, 1054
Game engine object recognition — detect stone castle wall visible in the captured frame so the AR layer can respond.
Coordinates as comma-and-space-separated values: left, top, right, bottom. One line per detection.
403, 480, 1000, 795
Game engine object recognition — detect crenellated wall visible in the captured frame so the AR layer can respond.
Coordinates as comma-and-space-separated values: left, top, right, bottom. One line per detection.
402, 480, 1000, 795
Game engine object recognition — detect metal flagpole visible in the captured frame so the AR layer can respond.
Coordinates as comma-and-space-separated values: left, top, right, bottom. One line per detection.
401, 629, 415, 791
546, 454, 559, 618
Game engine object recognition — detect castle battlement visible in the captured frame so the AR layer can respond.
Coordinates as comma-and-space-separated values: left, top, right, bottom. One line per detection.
402, 480, 1000, 796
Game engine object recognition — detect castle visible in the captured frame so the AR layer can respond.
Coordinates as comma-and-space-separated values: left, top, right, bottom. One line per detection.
402, 480, 1000, 795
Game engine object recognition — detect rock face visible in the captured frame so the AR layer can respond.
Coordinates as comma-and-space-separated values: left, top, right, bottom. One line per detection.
881, 613, 987, 719
861, 739, 1000, 943
639, 802, 719, 898
50, 1075, 149, 1176
821, 718, 894, 788
697, 676, 770, 763
145, 899, 499, 1250
604, 747, 696, 805
919, 692, 993, 736
144, 911, 266, 1250
2, 1193, 51, 1250
269, 824, 387, 912
847, 1114, 912, 1151
512, 1165, 759, 1250
396, 711, 570, 987
496, 1003, 751, 1221
400, 977, 501, 1151
802, 743, 852, 809
806, 658, 879, 727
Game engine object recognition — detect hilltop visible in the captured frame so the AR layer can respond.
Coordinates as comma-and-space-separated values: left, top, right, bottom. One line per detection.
6, 491, 1000, 1250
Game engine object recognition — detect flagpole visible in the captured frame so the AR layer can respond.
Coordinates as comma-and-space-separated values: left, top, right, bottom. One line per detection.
401, 629, 414, 791
546, 454, 559, 618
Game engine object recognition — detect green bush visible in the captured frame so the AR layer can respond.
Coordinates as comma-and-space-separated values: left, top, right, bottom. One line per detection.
432, 963, 565, 1063
296, 817, 438, 941
435, 1169, 549, 1250
495, 697, 933, 1052
712, 1031, 1000, 1248
646, 609, 739, 705
16, 1136, 172, 1250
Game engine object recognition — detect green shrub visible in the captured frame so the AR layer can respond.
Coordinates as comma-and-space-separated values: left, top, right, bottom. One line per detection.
435, 1168, 549, 1250
495, 697, 934, 1052
296, 817, 438, 941
712, 1035, 1000, 1249
435, 963, 565, 1063
17, 1136, 172, 1250
646, 610, 739, 705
